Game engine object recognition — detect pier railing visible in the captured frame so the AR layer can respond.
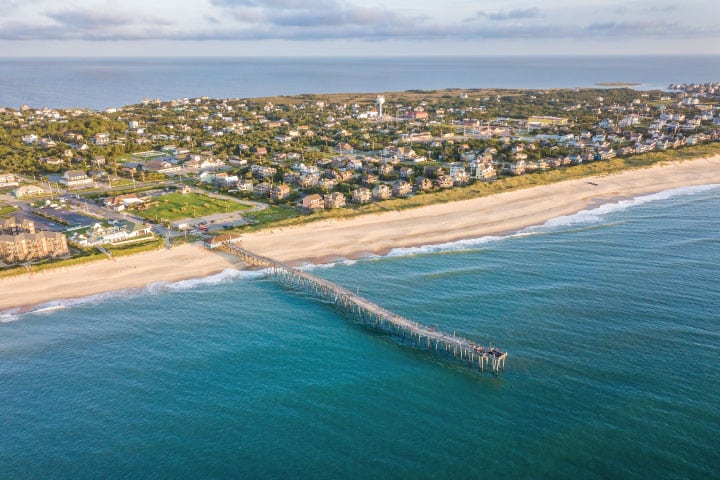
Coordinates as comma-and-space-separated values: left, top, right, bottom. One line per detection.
219, 243, 507, 374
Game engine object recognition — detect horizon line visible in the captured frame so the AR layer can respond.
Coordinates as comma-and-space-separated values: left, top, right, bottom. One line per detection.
2, 53, 720, 60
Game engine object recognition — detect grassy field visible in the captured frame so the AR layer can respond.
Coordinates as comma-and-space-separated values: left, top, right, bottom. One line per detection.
0, 204, 18, 216
243, 206, 303, 230
133, 193, 250, 222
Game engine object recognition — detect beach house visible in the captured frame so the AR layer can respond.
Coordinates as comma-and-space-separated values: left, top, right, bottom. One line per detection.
392, 181, 412, 197
324, 192, 346, 209
372, 184, 392, 200
271, 184, 291, 201
253, 182, 272, 198
352, 187, 372, 204
302, 194, 324, 210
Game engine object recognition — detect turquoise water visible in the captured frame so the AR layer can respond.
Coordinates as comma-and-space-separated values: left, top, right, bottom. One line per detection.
1, 185, 719, 479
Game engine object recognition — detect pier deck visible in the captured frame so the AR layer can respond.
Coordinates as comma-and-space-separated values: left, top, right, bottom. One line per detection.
220, 243, 507, 374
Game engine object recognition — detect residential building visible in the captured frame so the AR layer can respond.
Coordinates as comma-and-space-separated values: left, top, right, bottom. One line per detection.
251, 165, 277, 179
319, 178, 337, 191
302, 194, 324, 210
436, 175, 454, 189
271, 184, 291, 201
378, 164, 394, 176
399, 167, 415, 179
213, 174, 240, 188
392, 181, 412, 197
104, 194, 144, 211
299, 174, 319, 188
0, 216, 36, 234
476, 164, 497, 181
415, 177, 433, 191
363, 174, 379, 185
324, 192, 346, 209
372, 184, 392, 200
144, 159, 182, 174
237, 180, 254, 192
73, 221, 153, 247
0, 216, 68, 263
507, 161, 526, 176
352, 187, 372, 204
0, 173, 19, 188
93, 132, 110, 146
283, 172, 300, 184
253, 182, 272, 197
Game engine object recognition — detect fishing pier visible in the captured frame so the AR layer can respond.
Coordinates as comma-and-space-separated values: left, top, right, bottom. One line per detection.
220, 242, 508, 374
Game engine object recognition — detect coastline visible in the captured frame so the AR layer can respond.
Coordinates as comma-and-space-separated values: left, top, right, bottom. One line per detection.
2, 155, 720, 313
0, 244, 247, 314
240, 155, 720, 264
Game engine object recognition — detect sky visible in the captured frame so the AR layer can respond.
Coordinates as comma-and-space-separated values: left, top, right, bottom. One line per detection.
1, 0, 719, 57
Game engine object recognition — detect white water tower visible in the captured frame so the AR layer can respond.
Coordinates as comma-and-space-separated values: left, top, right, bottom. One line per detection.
376, 95, 385, 119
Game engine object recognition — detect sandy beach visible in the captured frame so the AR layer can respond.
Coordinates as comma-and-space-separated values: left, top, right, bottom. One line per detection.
0, 244, 246, 313
2, 155, 719, 312
241, 156, 720, 264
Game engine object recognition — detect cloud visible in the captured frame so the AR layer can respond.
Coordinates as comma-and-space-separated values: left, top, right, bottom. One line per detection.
482, 8, 542, 21
46, 10, 135, 28
613, 4, 680, 14
212, 0, 408, 29
0, 0, 717, 44
49, 7, 175, 27
586, 20, 687, 37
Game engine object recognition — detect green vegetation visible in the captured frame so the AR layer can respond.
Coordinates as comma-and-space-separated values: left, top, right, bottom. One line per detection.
242, 206, 303, 230
0, 252, 105, 279
0, 204, 18, 216
596, 82, 642, 87
133, 193, 249, 222
82, 185, 158, 200
227, 142, 720, 232
107, 237, 164, 257
3, 82, 720, 257
0, 237, 164, 279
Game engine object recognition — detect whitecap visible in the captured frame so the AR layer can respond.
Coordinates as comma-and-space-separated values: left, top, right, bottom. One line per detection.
523, 183, 720, 234
300, 258, 358, 271
0, 268, 265, 321
377, 183, 720, 260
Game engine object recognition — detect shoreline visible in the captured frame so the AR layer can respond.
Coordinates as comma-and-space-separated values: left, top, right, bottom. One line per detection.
2, 155, 720, 314
239, 155, 720, 265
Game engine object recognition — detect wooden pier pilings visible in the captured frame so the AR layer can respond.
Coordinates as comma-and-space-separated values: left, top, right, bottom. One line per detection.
219, 243, 508, 374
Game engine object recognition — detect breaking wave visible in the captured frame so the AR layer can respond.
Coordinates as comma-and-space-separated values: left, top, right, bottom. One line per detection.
0, 268, 264, 322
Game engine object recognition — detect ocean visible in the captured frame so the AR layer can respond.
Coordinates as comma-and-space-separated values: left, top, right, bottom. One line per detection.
1, 55, 720, 110
1, 185, 719, 478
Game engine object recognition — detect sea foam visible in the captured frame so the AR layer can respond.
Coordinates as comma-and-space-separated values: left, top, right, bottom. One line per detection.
0, 268, 264, 322
383, 183, 720, 259
526, 183, 720, 233
2, 184, 717, 321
